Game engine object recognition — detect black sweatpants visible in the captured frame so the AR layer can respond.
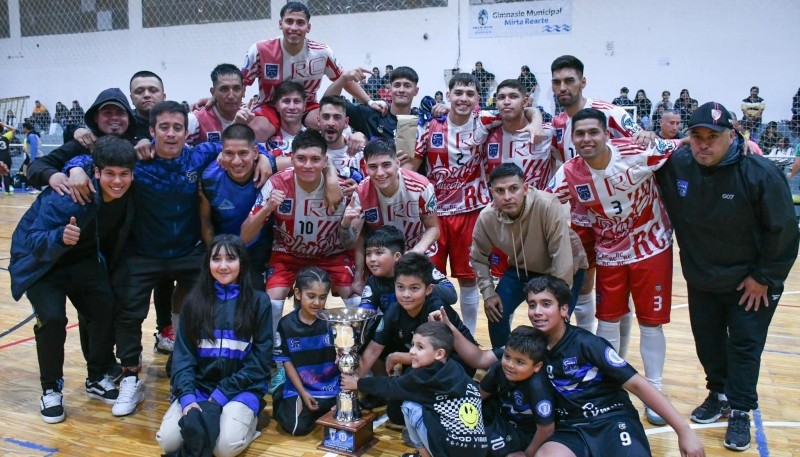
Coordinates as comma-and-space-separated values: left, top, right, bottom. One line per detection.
687, 284, 781, 411
272, 388, 336, 436
112, 245, 204, 368
27, 259, 116, 390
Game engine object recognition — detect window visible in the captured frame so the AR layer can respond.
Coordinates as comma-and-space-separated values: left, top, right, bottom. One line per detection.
19, 0, 128, 37
307, 0, 447, 16
142, 0, 270, 28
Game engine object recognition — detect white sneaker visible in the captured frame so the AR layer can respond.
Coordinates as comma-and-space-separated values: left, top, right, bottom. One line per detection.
112, 376, 145, 416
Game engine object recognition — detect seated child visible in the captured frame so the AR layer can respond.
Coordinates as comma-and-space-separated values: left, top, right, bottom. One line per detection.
357, 252, 477, 424
272, 267, 338, 436
434, 306, 556, 457
342, 321, 489, 457
156, 235, 273, 457
524, 275, 705, 457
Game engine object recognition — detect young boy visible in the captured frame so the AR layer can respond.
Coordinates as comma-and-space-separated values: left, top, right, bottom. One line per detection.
432, 307, 556, 457
524, 275, 705, 457
342, 321, 489, 457
357, 253, 476, 424
9, 135, 137, 423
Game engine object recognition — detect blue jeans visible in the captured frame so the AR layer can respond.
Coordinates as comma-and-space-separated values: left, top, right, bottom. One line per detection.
488, 268, 541, 348
569, 269, 586, 317
401, 401, 430, 453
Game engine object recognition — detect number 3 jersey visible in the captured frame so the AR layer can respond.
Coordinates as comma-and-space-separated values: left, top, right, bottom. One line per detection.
251, 169, 347, 258
546, 324, 639, 423
548, 138, 678, 266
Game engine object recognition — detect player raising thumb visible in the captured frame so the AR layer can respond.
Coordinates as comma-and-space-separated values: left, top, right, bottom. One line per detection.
63, 216, 81, 246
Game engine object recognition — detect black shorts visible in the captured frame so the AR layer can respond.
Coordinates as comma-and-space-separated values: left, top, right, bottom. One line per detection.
272, 387, 336, 436
483, 398, 535, 457
548, 413, 651, 457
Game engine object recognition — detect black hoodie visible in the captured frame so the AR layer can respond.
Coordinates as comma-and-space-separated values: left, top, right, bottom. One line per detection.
27, 88, 136, 186
358, 359, 489, 456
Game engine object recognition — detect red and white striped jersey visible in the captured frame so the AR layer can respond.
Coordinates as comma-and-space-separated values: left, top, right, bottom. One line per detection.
251, 169, 347, 258
326, 145, 365, 177
353, 168, 437, 251
552, 98, 640, 163
415, 115, 491, 215
483, 125, 557, 191
267, 128, 304, 156
547, 138, 676, 266
187, 107, 234, 146
242, 37, 343, 106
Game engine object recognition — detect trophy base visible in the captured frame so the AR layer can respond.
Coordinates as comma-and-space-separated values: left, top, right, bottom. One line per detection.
317, 410, 377, 457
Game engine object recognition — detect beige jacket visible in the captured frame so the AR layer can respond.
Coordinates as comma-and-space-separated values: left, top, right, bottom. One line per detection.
470, 188, 582, 300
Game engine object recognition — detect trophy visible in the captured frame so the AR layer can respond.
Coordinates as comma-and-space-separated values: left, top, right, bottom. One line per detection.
316, 307, 378, 456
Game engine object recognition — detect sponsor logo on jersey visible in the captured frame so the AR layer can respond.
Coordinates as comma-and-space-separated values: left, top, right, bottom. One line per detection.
186, 170, 198, 183
207, 131, 221, 143
264, 64, 280, 80
576, 184, 593, 202
278, 198, 293, 215
218, 199, 235, 211
364, 208, 379, 223
556, 128, 564, 143
618, 421, 627, 430
677, 179, 688, 197
536, 400, 552, 417
605, 346, 627, 367
431, 133, 444, 148
513, 390, 524, 406
488, 143, 500, 159
288, 337, 301, 350
562, 357, 578, 374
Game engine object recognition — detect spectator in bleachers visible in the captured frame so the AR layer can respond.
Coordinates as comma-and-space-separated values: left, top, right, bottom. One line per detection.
741, 86, 765, 128
472, 61, 495, 108
434, 91, 444, 104
650, 104, 665, 131
612, 87, 634, 106
31, 100, 51, 132
633, 89, 652, 126
180, 100, 190, 112
653, 90, 672, 113
758, 121, 782, 152
365, 67, 383, 100
518, 65, 538, 100
768, 136, 793, 157
674, 89, 698, 123
382, 65, 393, 85
54, 102, 69, 128
6, 109, 16, 127
789, 87, 800, 136
730, 112, 763, 156
67, 100, 85, 128
656, 109, 682, 140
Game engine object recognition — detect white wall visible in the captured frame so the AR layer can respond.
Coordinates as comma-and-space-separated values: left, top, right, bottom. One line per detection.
1, 0, 797, 121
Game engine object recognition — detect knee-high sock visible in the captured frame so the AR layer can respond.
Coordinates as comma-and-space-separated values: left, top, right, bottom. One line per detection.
619, 311, 633, 359
343, 296, 361, 308
596, 320, 621, 352
459, 286, 479, 336
574, 293, 596, 333
270, 299, 285, 334
640, 324, 665, 391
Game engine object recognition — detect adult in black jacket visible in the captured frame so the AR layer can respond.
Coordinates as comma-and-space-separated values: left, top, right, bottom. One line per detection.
656, 102, 799, 452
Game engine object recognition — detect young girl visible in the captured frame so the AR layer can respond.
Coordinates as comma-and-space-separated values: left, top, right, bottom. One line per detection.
272, 267, 339, 436
156, 235, 273, 457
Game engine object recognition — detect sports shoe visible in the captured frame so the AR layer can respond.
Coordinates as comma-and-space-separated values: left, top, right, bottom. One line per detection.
724, 409, 751, 451
645, 406, 667, 426
40, 389, 65, 424
690, 391, 730, 423
268, 365, 286, 395
112, 376, 145, 416
86, 375, 119, 405
107, 364, 123, 384
154, 325, 175, 354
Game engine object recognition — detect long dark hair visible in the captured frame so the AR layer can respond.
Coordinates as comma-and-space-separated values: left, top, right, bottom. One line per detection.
182, 234, 256, 347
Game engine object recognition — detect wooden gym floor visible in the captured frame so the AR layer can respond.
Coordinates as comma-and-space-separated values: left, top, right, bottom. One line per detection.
0, 193, 798, 456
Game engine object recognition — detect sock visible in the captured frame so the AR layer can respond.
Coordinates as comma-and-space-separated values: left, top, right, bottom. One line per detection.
596, 320, 621, 352
171, 312, 180, 333
459, 286, 479, 336
619, 311, 632, 359
639, 324, 666, 391
343, 296, 361, 308
574, 293, 596, 333
270, 299, 285, 334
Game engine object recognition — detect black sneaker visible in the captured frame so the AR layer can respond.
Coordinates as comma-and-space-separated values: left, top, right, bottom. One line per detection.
86, 375, 120, 405
40, 389, 65, 424
724, 409, 751, 451
690, 391, 730, 423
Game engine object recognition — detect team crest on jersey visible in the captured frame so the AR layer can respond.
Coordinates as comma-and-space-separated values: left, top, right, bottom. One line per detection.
364, 208, 379, 224
536, 400, 552, 417
677, 179, 688, 197
288, 337, 301, 350
555, 128, 564, 143
278, 198, 293, 215
488, 143, 500, 159
513, 391, 524, 406
622, 114, 636, 131
207, 131, 221, 143
431, 133, 444, 148
562, 357, 578, 375
264, 64, 280, 79
186, 170, 198, 183
575, 184, 593, 202
605, 347, 627, 367
426, 198, 437, 213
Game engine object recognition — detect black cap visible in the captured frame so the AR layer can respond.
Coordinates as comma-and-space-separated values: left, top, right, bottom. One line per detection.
688, 102, 734, 132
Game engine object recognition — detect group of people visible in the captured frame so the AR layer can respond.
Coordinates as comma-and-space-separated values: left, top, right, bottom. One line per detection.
5, 2, 799, 457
